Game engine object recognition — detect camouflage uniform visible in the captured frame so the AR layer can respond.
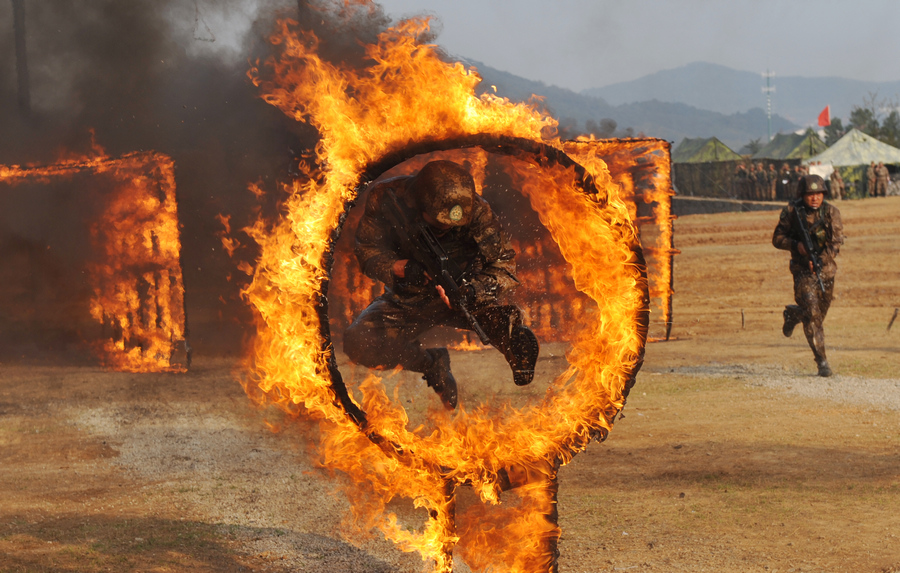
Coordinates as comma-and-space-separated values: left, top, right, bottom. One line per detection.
767, 164, 778, 200
867, 162, 877, 196
829, 170, 845, 201
776, 164, 792, 200
772, 178, 844, 374
789, 166, 803, 197
344, 163, 531, 406
875, 162, 890, 197
748, 164, 762, 200
733, 164, 749, 199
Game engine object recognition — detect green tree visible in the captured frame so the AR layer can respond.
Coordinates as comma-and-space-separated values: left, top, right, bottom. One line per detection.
824, 117, 845, 146
740, 138, 762, 155
848, 105, 879, 136
880, 110, 900, 147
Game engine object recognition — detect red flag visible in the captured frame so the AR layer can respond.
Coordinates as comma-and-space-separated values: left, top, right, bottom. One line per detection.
817, 105, 831, 127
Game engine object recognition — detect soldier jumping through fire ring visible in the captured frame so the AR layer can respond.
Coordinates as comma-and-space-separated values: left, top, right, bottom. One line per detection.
773, 174, 844, 377
343, 160, 540, 409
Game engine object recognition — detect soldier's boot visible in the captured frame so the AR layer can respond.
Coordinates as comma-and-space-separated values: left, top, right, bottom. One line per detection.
422, 348, 457, 410
506, 325, 540, 386
474, 306, 540, 386
803, 319, 831, 377
782, 305, 803, 337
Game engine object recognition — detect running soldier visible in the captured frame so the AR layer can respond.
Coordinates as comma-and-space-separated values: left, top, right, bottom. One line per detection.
344, 160, 540, 409
773, 174, 844, 377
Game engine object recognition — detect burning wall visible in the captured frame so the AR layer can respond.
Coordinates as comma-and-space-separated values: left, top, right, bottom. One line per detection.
2, 0, 311, 357
565, 138, 677, 339
0, 151, 188, 371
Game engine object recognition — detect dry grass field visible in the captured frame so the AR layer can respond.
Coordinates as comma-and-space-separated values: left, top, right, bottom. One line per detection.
1, 197, 898, 572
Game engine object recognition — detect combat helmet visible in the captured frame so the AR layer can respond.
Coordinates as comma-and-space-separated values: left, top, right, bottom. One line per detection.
410, 160, 476, 227
797, 174, 826, 196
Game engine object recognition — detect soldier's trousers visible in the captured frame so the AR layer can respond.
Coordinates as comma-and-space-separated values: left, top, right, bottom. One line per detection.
343, 293, 522, 373
787, 271, 835, 364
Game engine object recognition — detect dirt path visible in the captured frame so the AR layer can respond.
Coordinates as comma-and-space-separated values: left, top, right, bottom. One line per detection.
2, 197, 899, 572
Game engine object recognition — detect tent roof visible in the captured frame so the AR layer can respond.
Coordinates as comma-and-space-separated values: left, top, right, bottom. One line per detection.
753, 130, 826, 160
803, 128, 900, 166
672, 137, 742, 163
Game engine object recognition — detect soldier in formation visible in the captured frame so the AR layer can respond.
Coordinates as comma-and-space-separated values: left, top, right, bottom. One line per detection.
733, 164, 749, 199
867, 161, 877, 196
748, 163, 762, 200
773, 174, 844, 377
776, 163, 792, 200
874, 162, 890, 197
767, 164, 778, 200
344, 160, 540, 410
829, 169, 845, 200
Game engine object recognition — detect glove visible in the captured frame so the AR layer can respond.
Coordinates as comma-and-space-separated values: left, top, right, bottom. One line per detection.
402, 260, 429, 287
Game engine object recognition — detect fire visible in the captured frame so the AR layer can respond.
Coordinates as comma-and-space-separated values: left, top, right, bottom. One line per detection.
446, 334, 486, 352
565, 139, 677, 339
326, 143, 674, 344
0, 150, 188, 372
242, 13, 649, 573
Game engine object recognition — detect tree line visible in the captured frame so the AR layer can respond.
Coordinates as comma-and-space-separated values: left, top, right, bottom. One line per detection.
738, 93, 900, 154
824, 93, 900, 147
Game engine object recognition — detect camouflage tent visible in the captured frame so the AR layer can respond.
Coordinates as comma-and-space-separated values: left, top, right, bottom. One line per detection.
804, 128, 900, 198
803, 128, 900, 167
672, 137, 742, 163
753, 129, 826, 160
671, 137, 743, 198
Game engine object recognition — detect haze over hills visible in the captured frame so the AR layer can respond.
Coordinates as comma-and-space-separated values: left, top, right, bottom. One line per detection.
470, 60, 798, 151
583, 62, 900, 126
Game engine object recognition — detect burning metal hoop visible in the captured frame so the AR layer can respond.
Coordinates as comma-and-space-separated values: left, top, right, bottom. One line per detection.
315, 135, 650, 572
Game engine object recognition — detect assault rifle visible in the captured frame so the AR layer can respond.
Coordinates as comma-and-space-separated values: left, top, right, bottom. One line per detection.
383, 189, 491, 344
794, 201, 826, 294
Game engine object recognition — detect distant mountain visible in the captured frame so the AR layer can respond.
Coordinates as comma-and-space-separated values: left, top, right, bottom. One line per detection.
583, 62, 900, 126
469, 60, 798, 150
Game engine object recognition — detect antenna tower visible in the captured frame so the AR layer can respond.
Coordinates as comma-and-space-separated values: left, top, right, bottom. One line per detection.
762, 70, 775, 142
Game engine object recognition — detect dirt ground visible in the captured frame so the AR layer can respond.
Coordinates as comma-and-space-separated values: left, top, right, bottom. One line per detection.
1, 197, 899, 572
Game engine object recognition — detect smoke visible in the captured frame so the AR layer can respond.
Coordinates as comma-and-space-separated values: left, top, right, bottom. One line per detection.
0, 0, 323, 356
0, 0, 569, 358
555, 116, 635, 140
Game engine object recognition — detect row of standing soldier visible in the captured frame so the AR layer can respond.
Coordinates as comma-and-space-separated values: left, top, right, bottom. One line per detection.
738, 161, 892, 202
733, 163, 811, 201
866, 161, 891, 197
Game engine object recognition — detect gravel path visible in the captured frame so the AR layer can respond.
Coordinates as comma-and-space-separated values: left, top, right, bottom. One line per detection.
72, 397, 423, 573
670, 363, 900, 411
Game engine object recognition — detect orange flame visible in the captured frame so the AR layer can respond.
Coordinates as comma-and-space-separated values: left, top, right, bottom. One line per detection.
0, 151, 187, 372
565, 139, 677, 337
242, 14, 648, 572
446, 334, 486, 352
326, 141, 674, 345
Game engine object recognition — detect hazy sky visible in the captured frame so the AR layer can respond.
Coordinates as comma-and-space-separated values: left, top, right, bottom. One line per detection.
375, 0, 900, 92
